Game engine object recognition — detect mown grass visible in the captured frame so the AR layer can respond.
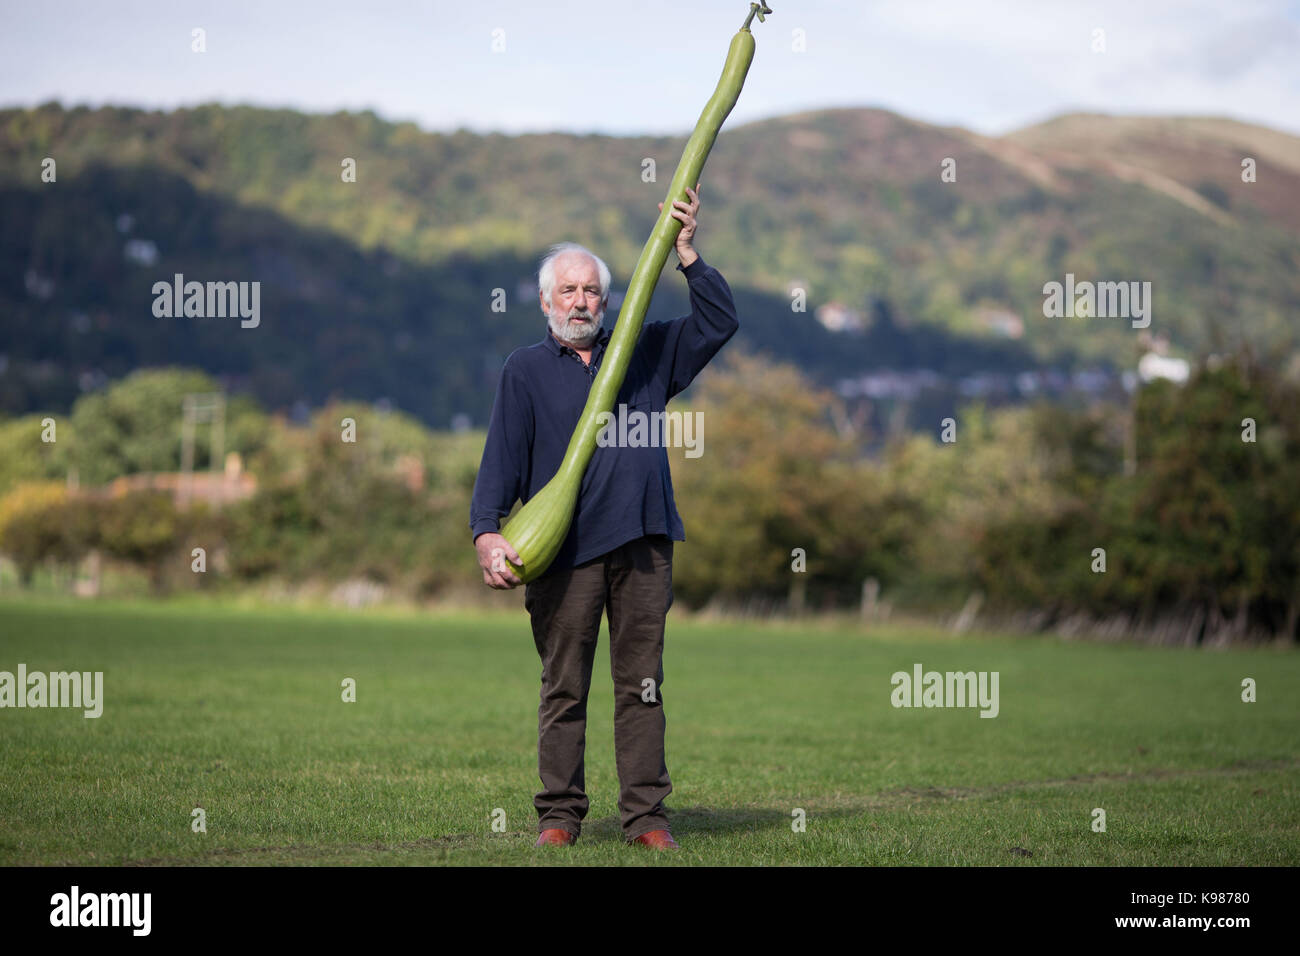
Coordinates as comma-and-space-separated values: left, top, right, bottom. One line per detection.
0, 594, 1296, 865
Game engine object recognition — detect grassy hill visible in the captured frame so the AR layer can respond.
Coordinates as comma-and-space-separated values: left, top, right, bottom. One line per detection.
2, 102, 1297, 425
1004, 113, 1300, 232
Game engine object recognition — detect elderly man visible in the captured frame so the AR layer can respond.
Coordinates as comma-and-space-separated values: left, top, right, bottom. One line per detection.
469, 184, 739, 850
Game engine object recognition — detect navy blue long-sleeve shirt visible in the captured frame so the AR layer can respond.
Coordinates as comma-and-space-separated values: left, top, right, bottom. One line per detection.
469, 255, 739, 570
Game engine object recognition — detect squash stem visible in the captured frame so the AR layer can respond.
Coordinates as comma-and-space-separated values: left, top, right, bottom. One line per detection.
742, 2, 773, 31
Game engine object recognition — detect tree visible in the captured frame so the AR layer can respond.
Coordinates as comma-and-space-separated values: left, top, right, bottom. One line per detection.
95, 490, 187, 593
68, 368, 222, 484
0, 481, 82, 586
0, 415, 70, 496
669, 349, 888, 608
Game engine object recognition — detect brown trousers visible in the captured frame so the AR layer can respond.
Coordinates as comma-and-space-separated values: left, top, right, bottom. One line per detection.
523, 533, 674, 841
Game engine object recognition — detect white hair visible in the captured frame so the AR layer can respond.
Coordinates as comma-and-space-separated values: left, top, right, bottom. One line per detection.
537, 242, 611, 315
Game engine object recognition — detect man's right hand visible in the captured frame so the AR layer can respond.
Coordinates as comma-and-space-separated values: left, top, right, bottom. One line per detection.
475, 532, 523, 589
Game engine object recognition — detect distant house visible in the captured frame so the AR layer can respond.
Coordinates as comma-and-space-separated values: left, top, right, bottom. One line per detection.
1138, 352, 1190, 385
973, 307, 1024, 339
82, 452, 257, 508
815, 301, 866, 333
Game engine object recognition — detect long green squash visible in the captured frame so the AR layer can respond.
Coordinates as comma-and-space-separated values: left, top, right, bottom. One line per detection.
497, 2, 772, 583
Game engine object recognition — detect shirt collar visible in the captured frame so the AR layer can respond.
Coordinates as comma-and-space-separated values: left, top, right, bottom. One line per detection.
543, 324, 611, 355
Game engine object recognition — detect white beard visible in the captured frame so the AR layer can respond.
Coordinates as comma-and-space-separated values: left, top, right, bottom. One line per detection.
548, 305, 603, 348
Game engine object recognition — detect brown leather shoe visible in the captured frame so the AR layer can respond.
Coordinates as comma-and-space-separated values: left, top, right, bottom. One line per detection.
535, 828, 576, 847
631, 829, 679, 850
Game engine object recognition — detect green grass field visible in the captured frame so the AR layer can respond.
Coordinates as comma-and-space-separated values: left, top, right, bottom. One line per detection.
1, 595, 1297, 866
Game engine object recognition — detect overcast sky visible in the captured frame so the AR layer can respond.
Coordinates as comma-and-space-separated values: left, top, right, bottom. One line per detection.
2, 0, 1298, 137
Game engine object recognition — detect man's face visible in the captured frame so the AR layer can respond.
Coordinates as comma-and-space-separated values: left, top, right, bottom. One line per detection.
543, 254, 605, 348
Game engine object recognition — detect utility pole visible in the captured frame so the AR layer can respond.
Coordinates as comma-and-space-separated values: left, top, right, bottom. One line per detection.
179, 393, 225, 510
